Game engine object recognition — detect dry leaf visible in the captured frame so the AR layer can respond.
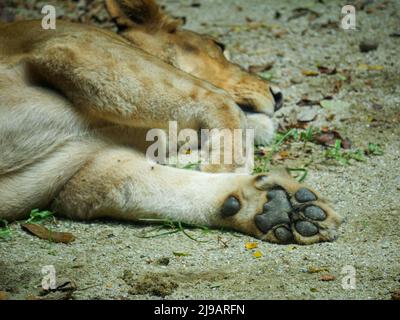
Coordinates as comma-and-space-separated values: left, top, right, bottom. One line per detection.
288, 8, 321, 21
301, 70, 319, 77
317, 65, 337, 75
21, 223, 75, 243
308, 266, 329, 273
272, 150, 290, 162
0, 291, 8, 300
296, 98, 321, 107
278, 151, 289, 158
333, 80, 343, 93
29, 291, 74, 300
245, 242, 258, 250
391, 290, 400, 300
358, 64, 384, 71
320, 274, 336, 281
321, 126, 330, 133
253, 251, 263, 258
315, 130, 352, 149
35, 279, 76, 300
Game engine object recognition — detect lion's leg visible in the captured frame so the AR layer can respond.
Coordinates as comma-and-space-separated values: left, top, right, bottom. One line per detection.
52, 147, 342, 245
27, 31, 249, 172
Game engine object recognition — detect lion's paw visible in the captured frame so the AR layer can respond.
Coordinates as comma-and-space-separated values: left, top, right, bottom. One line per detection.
219, 171, 343, 245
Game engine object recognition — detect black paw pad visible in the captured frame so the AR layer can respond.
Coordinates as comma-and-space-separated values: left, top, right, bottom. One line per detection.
265, 189, 292, 212
295, 221, 318, 237
304, 206, 326, 221
255, 189, 291, 233
274, 226, 293, 243
295, 188, 317, 202
221, 196, 241, 217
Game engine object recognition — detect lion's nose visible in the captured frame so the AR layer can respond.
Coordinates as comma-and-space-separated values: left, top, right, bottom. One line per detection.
270, 86, 283, 112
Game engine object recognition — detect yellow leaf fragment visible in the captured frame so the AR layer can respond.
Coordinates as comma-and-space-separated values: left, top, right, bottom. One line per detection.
173, 252, 191, 257
301, 70, 319, 77
253, 250, 263, 258
245, 242, 258, 250
358, 64, 384, 71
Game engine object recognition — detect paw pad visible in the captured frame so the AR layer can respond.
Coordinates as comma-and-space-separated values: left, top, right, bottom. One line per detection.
304, 206, 326, 221
295, 221, 318, 237
221, 196, 241, 217
295, 188, 317, 202
274, 226, 293, 243
255, 189, 291, 233
253, 185, 337, 244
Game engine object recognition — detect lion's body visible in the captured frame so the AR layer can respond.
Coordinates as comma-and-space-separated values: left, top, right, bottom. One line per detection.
0, 1, 341, 244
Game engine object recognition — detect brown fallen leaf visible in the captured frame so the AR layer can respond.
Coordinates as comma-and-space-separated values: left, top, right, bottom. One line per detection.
315, 133, 335, 145
317, 65, 337, 75
272, 150, 290, 162
278, 150, 290, 159
0, 291, 8, 300
21, 223, 75, 243
248, 62, 274, 73
28, 291, 74, 300
320, 274, 336, 281
278, 120, 309, 132
308, 266, 329, 273
296, 98, 321, 107
333, 80, 343, 93
288, 8, 321, 21
27, 279, 77, 300
315, 130, 352, 149
391, 290, 400, 300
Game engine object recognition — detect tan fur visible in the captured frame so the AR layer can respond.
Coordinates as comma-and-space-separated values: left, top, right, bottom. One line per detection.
0, 0, 341, 244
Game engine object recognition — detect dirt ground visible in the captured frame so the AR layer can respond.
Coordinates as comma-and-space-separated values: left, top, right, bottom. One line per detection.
0, 0, 399, 300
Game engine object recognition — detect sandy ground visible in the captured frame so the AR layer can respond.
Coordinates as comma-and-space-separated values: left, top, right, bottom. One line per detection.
0, 0, 399, 300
